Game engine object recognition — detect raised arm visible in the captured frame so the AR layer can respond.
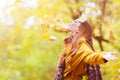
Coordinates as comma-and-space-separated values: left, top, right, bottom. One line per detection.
78, 41, 117, 64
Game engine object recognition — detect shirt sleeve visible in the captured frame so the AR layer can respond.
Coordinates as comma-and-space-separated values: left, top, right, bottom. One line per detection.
78, 41, 105, 64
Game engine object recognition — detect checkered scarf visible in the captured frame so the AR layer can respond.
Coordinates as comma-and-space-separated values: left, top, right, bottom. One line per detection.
86, 40, 102, 80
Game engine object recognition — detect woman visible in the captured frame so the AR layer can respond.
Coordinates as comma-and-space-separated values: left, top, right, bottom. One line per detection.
55, 19, 117, 80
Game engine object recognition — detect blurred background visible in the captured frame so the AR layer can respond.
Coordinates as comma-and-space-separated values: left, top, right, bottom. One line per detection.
0, 0, 120, 80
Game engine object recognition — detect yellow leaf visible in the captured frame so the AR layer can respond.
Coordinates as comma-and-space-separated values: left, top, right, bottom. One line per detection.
92, 7, 98, 12
49, 35, 56, 41
41, 24, 49, 32
108, 30, 116, 42
41, 33, 50, 39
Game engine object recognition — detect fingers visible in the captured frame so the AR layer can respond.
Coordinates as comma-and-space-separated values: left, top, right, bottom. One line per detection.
103, 52, 118, 61
108, 52, 117, 55
109, 55, 118, 61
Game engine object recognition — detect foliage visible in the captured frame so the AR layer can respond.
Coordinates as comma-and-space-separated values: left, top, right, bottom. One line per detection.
0, 0, 120, 80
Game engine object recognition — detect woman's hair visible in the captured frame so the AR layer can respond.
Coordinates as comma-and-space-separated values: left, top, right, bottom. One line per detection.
64, 20, 93, 57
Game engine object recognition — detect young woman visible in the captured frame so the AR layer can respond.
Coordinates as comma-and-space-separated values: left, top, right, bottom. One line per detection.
55, 19, 117, 80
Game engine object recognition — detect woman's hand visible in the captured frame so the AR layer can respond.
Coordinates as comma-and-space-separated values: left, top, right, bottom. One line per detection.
103, 52, 118, 61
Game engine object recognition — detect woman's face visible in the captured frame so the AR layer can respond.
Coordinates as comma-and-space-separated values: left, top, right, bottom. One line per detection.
67, 21, 81, 36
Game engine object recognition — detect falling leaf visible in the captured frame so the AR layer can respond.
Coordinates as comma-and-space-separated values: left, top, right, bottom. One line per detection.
92, 7, 98, 12
41, 24, 49, 32
108, 30, 116, 42
41, 33, 50, 39
49, 35, 56, 41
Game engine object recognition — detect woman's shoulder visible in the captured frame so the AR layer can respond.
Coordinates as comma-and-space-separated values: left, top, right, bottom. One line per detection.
80, 37, 86, 42
79, 38, 91, 49
79, 37, 87, 45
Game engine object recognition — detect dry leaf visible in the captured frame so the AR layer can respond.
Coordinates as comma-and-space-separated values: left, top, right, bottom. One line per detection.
108, 30, 116, 42
41, 33, 50, 39
49, 35, 56, 41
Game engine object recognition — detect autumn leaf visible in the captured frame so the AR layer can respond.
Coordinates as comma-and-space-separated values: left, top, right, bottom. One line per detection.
92, 7, 98, 12
41, 33, 50, 39
41, 24, 49, 32
49, 35, 56, 41
108, 30, 116, 42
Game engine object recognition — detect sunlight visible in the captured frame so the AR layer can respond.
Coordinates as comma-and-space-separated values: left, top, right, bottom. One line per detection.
0, 0, 15, 9
18, 0, 38, 9
0, 0, 39, 26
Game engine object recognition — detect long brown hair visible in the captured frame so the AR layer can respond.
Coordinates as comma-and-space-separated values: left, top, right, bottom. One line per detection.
63, 20, 102, 80
55, 20, 102, 80
64, 20, 93, 57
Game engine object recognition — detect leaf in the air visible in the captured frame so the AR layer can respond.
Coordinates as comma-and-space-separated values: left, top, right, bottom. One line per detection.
41, 33, 50, 39
49, 35, 56, 41
108, 30, 116, 42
